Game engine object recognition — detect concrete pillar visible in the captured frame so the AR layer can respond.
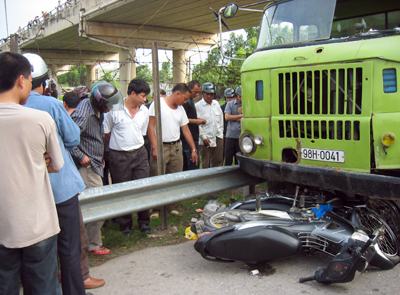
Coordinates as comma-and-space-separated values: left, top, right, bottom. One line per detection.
86, 64, 96, 87
172, 49, 186, 84
130, 48, 137, 79
49, 64, 61, 97
119, 48, 136, 95
9, 34, 20, 53
48, 65, 58, 82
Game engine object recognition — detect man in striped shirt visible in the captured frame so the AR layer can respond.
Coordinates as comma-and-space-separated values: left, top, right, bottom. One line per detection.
71, 81, 122, 256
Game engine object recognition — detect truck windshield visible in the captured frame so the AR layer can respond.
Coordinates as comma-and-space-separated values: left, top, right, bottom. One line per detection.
257, 0, 400, 49
257, 0, 336, 49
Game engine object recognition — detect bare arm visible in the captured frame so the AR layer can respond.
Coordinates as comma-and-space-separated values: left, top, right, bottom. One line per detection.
225, 113, 243, 121
181, 124, 198, 164
103, 132, 111, 147
45, 119, 64, 173
188, 118, 206, 125
147, 116, 158, 159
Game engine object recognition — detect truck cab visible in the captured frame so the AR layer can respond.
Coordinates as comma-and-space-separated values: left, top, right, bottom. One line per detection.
231, 0, 400, 198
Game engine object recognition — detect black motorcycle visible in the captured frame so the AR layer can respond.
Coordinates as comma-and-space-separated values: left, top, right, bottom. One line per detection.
193, 192, 400, 284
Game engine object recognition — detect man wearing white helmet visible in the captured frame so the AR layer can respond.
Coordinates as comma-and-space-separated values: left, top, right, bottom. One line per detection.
0, 52, 63, 295
24, 52, 88, 294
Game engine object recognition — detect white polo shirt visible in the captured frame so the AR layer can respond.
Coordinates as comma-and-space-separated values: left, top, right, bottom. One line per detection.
148, 96, 189, 142
103, 100, 149, 151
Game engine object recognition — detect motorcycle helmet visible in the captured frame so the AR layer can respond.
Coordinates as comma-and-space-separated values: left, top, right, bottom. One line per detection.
202, 82, 216, 94
235, 86, 242, 97
224, 87, 235, 99
23, 53, 49, 89
90, 81, 122, 113
73, 85, 90, 100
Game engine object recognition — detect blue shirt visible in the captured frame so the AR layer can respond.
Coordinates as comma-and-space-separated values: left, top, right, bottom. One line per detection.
225, 99, 242, 139
25, 91, 85, 204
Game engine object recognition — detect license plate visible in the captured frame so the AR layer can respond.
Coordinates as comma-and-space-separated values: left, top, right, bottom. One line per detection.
301, 148, 345, 163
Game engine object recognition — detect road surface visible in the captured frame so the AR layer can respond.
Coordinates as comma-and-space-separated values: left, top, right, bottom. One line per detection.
88, 241, 399, 295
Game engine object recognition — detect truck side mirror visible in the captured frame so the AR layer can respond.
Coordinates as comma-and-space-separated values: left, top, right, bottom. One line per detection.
223, 3, 239, 18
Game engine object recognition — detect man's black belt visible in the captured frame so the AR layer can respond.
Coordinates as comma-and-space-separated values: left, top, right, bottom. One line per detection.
163, 139, 181, 145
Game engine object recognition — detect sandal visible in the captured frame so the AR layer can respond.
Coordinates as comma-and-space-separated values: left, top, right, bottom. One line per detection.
90, 246, 111, 255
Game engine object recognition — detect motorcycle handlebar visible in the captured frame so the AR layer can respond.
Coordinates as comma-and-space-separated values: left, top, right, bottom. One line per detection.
299, 276, 315, 283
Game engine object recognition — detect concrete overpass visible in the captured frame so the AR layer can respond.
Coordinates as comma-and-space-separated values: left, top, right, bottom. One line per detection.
0, 0, 260, 93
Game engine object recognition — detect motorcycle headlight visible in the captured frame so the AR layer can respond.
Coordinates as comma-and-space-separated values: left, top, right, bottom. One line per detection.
240, 135, 255, 154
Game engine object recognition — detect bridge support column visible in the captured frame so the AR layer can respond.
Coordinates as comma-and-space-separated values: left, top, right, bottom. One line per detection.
86, 65, 96, 88
130, 48, 137, 80
172, 49, 186, 84
119, 48, 136, 95
49, 64, 61, 97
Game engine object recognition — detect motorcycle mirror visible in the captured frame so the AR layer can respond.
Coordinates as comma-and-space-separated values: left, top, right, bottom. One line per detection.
223, 3, 239, 18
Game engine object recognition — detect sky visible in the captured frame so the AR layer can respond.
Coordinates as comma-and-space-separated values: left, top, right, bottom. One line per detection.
0, 0, 60, 40
0, 0, 242, 68
0, 0, 212, 64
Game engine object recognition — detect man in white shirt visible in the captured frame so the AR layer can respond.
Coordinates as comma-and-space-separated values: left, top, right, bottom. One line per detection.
103, 79, 151, 234
195, 82, 224, 168
0, 52, 64, 294
148, 83, 198, 174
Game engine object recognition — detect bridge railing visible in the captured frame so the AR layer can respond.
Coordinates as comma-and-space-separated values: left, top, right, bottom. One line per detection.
79, 166, 261, 223
1, 0, 80, 46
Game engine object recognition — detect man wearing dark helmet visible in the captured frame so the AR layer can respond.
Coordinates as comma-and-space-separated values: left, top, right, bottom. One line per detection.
70, 82, 121, 256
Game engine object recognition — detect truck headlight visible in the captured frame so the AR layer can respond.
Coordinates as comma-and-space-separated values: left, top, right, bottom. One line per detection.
240, 135, 255, 154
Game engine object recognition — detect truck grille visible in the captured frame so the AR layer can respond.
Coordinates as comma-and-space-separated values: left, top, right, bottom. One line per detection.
278, 67, 363, 115
278, 119, 360, 141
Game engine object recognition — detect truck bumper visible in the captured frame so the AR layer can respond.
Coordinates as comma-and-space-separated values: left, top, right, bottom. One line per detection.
237, 154, 400, 200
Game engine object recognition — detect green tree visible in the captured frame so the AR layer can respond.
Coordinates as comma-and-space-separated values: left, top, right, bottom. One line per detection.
136, 64, 152, 83
58, 65, 87, 87
98, 70, 121, 88
159, 61, 172, 84
99, 70, 116, 83
192, 27, 259, 89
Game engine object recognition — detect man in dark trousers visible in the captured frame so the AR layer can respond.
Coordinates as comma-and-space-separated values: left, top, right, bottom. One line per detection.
103, 78, 152, 234
71, 81, 121, 256
181, 80, 206, 170
224, 86, 243, 165
24, 53, 86, 295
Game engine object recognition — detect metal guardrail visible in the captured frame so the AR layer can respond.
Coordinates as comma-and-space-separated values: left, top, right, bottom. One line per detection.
80, 166, 261, 223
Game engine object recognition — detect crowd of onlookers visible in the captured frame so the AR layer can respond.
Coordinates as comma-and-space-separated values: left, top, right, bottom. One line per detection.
0, 51, 243, 295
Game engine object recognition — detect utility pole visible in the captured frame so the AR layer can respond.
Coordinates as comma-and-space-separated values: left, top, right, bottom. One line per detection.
152, 41, 168, 229
3, 0, 9, 37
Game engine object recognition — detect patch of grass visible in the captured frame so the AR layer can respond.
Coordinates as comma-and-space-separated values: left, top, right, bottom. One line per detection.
89, 188, 259, 267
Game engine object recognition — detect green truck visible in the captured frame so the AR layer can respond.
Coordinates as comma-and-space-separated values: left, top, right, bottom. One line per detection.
221, 0, 400, 199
